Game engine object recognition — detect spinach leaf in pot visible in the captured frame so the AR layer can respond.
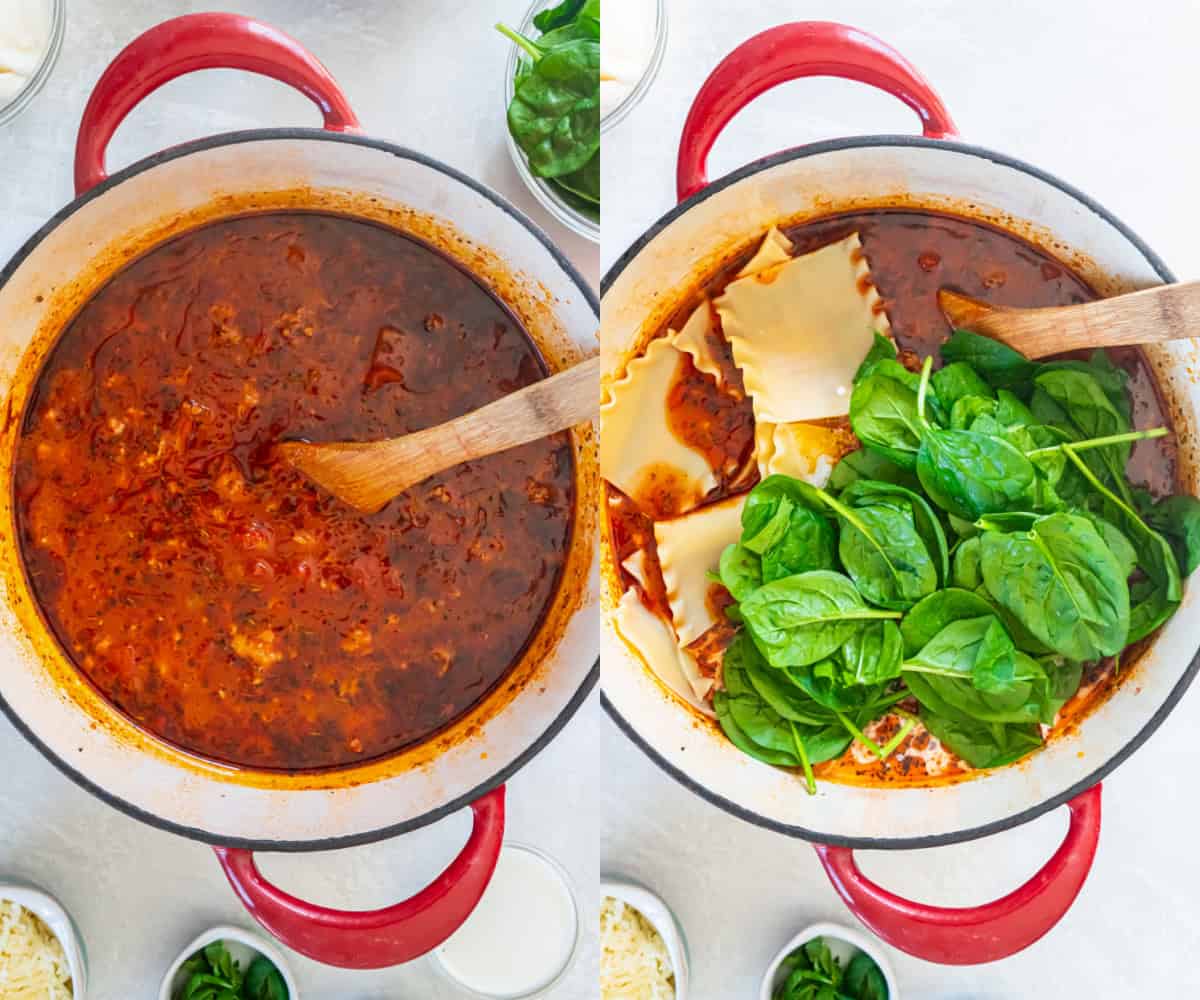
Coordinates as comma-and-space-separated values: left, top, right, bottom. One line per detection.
1063, 448, 1181, 643
848, 359, 940, 470
1141, 492, 1200, 576
1034, 367, 1133, 502
739, 570, 900, 669
741, 475, 837, 582
940, 328, 1037, 390
829, 447, 921, 493
919, 705, 1042, 769
914, 357, 1038, 521
932, 361, 994, 411
980, 511, 1130, 661
822, 484, 940, 610
717, 542, 762, 602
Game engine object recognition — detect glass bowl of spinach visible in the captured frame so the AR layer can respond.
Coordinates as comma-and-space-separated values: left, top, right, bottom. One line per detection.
499, 0, 601, 243
759, 923, 896, 1000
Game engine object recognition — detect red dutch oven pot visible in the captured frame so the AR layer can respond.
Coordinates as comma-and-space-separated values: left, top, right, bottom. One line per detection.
601, 21, 1199, 965
0, 14, 598, 969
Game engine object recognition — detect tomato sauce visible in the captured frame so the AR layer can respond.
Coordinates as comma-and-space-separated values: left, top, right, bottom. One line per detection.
605, 208, 1182, 785
14, 212, 574, 771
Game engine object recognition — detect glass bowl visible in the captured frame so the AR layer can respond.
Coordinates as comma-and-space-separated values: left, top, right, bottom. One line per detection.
503, 0, 602, 243
599, 0, 669, 134
601, 875, 690, 999
0, 0, 66, 127
431, 842, 582, 999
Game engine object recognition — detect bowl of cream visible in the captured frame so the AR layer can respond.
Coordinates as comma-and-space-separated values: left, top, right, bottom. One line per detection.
0, 0, 65, 126
600, 0, 668, 132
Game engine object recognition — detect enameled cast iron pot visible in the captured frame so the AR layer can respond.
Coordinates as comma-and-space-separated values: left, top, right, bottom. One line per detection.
0, 14, 598, 969
601, 22, 1200, 965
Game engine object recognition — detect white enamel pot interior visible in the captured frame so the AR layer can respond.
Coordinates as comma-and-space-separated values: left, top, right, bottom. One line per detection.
0, 12, 599, 973
601, 19, 1200, 966
602, 133, 1200, 848
0, 136, 598, 848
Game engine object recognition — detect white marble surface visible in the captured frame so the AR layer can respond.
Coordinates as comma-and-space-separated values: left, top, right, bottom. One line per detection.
601, 0, 1200, 996
0, 1, 599, 998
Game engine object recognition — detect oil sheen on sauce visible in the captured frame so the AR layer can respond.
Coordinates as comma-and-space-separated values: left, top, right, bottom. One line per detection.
606, 208, 1181, 787
15, 212, 575, 771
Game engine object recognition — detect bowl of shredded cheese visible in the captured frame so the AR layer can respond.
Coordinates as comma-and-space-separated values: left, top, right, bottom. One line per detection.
0, 0, 66, 126
600, 878, 687, 1000
0, 883, 85, 999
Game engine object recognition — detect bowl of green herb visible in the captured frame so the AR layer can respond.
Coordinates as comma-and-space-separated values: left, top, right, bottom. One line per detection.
497, 0, 600, 242
159, 926, 295, 1000
760, 923, 896, 1000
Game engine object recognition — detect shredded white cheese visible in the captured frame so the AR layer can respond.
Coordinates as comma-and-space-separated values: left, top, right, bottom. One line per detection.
600, 896, 675, 1000
0, 900, 73, 999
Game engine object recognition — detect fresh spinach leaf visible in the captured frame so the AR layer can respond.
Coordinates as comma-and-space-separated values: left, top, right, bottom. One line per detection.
718, 542, 763, 602
919, 705, 1042, 769
979, 512, 1130, 661
740, 571, 900, 668
940, 329, 1037, 390
917, 427, 1037, 520
854, 331, 898, 381
951, 537, 982, 590
932, 361, 994, 411
532, 0, 586, 31
840, 618, 905, 685
501, 33, 600, 178
829, 447, 921, 493
1142, 493, 1200, 576
1033, 368, 1132, 502
899, 588, 995, 656
842, 480, 950, 586
849, 359, 942, 470
741, 475, 837, 582
822, 485, 939, 610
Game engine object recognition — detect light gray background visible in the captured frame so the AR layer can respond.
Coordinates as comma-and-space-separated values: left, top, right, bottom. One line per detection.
0, 1, 599, 998
601, 0, 1200, 997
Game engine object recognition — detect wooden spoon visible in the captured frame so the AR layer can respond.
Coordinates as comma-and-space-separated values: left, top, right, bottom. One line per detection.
938, 281, 1200, 358
278, 355, 599, 514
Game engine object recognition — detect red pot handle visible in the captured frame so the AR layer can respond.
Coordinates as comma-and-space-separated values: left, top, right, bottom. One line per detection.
74, 11, 360, 195
676, 21, 958, 202
814, 784, 1101, 965
212, 785, 505, 969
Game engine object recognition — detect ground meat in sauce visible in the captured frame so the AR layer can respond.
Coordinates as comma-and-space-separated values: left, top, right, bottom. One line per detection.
605, 208, 1182, 786
15, 212, 574, 771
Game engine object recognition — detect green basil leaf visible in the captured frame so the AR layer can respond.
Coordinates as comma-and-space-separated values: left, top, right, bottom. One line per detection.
844, 951, 889, 1000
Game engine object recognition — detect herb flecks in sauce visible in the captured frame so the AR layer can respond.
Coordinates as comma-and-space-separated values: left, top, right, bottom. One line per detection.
16, 212, 574, 771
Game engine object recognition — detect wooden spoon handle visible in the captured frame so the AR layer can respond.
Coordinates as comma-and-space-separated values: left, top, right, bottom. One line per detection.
940, 280, 1200, 359
386, 354, 600, 469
